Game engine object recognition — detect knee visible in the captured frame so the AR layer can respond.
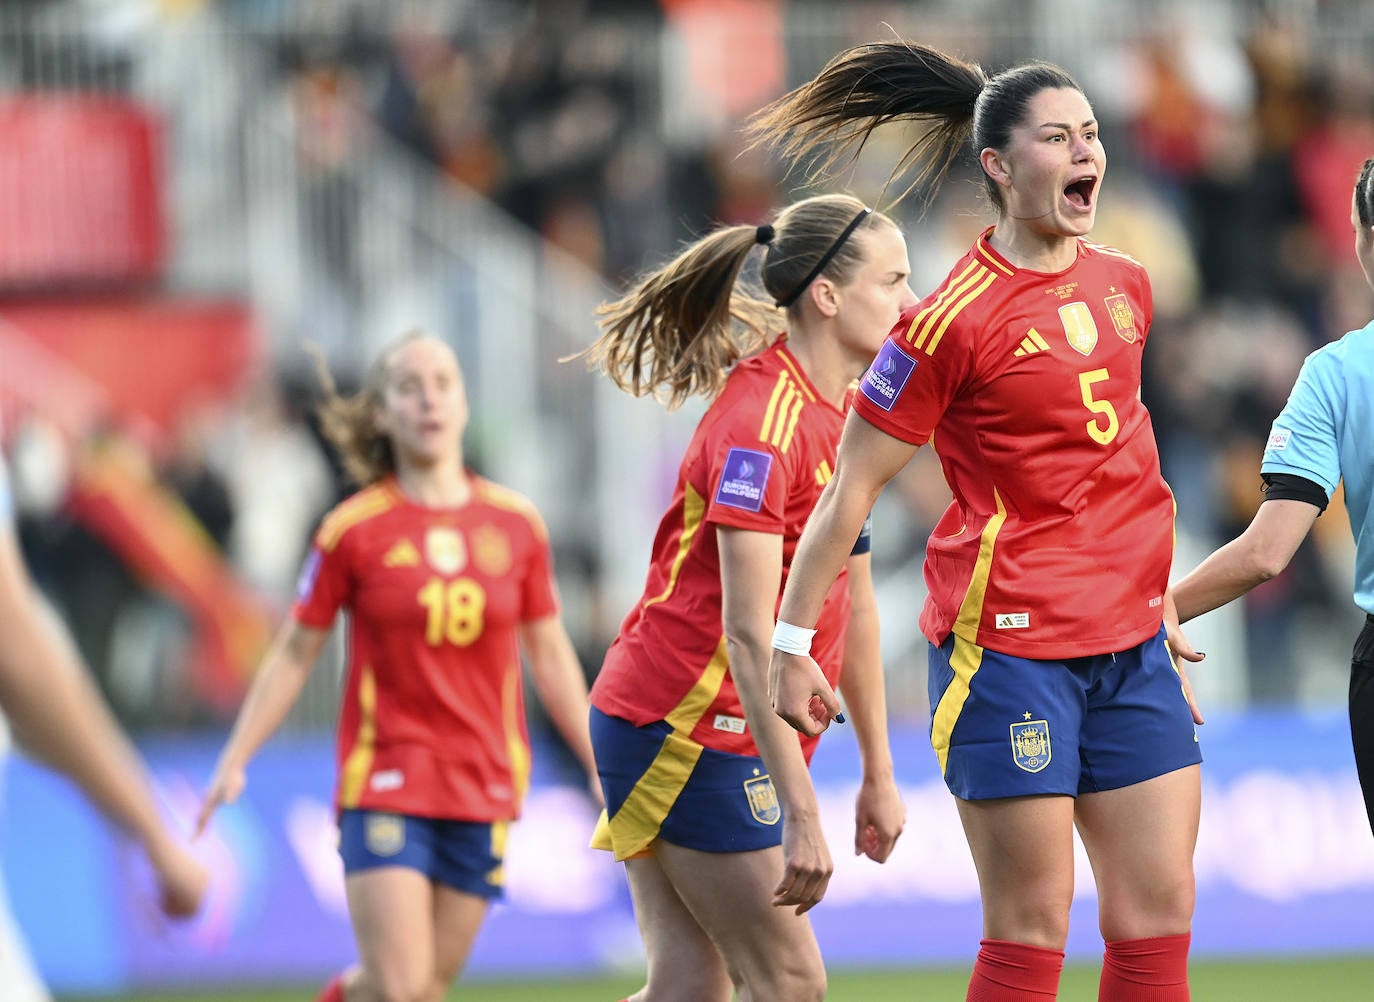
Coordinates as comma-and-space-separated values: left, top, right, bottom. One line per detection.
731, 950, 827, 1002
1100, 869, 1195, 941
643, 939, 730, 1002
357, 969, 434, 1002
985, 889, 1073, 949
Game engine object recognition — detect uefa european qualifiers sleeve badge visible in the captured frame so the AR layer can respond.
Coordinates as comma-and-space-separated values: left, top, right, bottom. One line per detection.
715, 447, 774, 514
860, 339, 918, 411
1011, 716, 1052, 773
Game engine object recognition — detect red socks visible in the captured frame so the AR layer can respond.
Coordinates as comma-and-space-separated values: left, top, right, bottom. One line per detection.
1100, 934, 1191, 1001
315, 972, 345, 1002
966, 938, 1064, 1001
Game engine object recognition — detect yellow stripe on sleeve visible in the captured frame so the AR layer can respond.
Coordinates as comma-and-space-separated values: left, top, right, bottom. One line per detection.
758, 373, 788, 444
922, 270, 997, 356
317, 488, 395, 552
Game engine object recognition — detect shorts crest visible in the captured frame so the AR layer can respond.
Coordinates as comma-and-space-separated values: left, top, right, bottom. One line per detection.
364, 812, 406, 856
1011, 719, 1052, 773
743, 772, 781, 825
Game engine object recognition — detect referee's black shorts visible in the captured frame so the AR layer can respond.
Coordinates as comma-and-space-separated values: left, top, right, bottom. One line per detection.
1350, 614, 1374, 836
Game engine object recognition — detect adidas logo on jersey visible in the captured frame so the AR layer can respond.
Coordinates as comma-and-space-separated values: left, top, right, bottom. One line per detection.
1013, 328, 1051, 357
995, 612, 1030, 629
382, 539, 421, 567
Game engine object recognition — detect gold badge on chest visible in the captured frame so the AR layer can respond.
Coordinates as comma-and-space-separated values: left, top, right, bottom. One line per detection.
424, 526, 467, 576
1059, 301, 1099, 356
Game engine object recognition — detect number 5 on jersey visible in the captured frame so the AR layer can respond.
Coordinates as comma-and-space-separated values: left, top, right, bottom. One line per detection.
418, 577, 487, 646
1078, 368, 1119, 445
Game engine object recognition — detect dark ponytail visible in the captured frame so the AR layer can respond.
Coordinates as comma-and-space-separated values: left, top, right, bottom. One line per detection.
751, 41, 1085, 212
749, 41, 986, 208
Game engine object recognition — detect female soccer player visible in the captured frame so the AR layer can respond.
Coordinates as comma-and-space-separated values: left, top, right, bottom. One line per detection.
755, 43, 1204, 1001
579, 192, 911, 1002
1168, 158, 1374, 835
195, 332, 598, 1002
0, 448, 207, 1001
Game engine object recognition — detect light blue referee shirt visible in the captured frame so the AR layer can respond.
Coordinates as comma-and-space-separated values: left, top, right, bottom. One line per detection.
1261, 318, 1374, 615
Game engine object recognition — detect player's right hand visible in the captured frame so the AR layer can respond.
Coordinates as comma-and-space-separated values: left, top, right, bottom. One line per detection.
194, 762, 246, 838
1162, 591, 1205, 725
148, 836, 209, 919
769, 650, 842, 737
773, 814, 833, 915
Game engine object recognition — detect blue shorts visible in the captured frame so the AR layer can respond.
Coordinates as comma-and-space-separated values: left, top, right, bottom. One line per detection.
928, 624, 1202, 800
337, 809, 507, 900
589, 707, 782, 861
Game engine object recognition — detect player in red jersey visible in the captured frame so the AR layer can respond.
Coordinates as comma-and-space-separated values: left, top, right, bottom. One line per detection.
575, 192, 911, 1002
195, 332, 598, 1002
753, 44, 1204, 1002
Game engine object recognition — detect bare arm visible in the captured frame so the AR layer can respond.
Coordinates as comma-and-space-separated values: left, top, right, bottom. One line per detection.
519, 614, 599, 799
837, 550, 904, 863
196, 618, 330, 835
1164, 498, 1322, 718
718, 525, 829, 914
771, 413, 918, 735
1171, 499, 1321, 624
0, 523, 207, 917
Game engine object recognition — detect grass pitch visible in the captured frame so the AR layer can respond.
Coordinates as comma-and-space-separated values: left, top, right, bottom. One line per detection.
58, 954, 1374, 1001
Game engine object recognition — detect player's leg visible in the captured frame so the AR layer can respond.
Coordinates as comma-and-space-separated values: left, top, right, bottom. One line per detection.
429, 819, 503, 995
1348, 615, 1374, 836
1075, 766, 1198, 1002
956, 794, 1074, 1001
334, 810, 440, 1002
621, 853, 731, 1002
1074, 627, 1202, 1002
1076, 767, 1199, 942
429, 886, 491, 998
928, 634, 1085, 1001
344, 865, 438, 1002
653, 840, 825, 1002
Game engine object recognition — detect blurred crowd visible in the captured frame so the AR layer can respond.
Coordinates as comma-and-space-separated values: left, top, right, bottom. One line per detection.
4, 0, 1374, 731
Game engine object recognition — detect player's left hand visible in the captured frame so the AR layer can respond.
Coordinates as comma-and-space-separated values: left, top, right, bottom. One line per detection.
1162, 590, 1205, 725
854, 774, 905, 863
145, 834, 209, 919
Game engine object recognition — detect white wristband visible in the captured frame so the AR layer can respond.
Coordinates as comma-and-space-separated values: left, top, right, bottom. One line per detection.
771, 620, 817, 656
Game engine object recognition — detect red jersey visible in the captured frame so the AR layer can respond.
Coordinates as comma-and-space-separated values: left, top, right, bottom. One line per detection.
292, 475, 558, 821
854, 229, 1173, 659
591, 339, 851, 761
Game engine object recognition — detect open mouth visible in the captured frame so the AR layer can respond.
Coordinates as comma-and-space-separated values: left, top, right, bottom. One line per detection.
1064, 177, 1096, 209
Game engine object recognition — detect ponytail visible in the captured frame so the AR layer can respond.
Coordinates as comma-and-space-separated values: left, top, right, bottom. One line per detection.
749, 41, 986, 208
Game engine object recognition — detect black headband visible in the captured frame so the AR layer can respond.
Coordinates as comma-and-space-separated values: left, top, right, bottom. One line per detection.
775, 207, 872, 309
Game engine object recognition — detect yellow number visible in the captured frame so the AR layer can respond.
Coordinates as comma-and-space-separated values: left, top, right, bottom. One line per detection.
1078, 368, 1119, 445
418, 577, 487, 647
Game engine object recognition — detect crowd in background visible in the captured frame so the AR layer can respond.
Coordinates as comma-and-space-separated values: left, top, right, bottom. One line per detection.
3, 0, 1374, 733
